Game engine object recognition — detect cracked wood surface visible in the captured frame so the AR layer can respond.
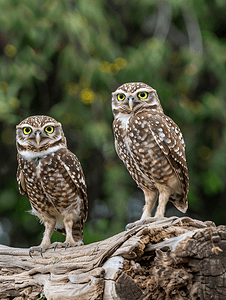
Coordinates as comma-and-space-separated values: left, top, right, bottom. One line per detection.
0, 217, 225, 300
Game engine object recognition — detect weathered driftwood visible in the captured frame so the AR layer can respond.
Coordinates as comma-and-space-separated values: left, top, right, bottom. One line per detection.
0, 216, 226, 300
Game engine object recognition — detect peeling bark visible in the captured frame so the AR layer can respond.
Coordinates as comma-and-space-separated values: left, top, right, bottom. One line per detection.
0, 217, 225, 299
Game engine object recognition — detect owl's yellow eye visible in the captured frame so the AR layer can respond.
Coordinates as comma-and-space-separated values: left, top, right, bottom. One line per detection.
117, 93, 126, 101
23, 127, 32, 135
137, 92, 148, 99
44, 125, 54, 134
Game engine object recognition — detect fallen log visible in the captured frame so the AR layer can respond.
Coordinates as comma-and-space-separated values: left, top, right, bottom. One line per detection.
0, 216, 225, 300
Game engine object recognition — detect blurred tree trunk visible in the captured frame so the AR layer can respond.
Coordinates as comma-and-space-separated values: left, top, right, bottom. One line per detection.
0, 217, 225, 300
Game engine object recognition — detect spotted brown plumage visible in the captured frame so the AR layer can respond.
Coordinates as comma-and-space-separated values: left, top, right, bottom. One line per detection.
111, 82, 189, 225
16, 115, 88, 255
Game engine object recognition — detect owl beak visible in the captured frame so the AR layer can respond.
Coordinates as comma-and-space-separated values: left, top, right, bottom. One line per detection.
35, 132, 41, 145
128, 97, 133, 111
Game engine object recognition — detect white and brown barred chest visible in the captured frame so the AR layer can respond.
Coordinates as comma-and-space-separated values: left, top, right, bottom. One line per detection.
113, 113, 177, 188
18, 151, 81, 216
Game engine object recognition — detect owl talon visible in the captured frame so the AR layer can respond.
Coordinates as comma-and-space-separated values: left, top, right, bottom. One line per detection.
51, 241, 84, 251
40, 247, 44, 258
29, 248, 33, 258
125, 224, 131, 231
28, 245, 48, 257
65, 241, 84, 248
125, 222, 140, 231
141, 219, 147, 225
170, 218, 178, 225
54, 243, 58, 251
65, 242, 70, 250
126, 216, 164, 230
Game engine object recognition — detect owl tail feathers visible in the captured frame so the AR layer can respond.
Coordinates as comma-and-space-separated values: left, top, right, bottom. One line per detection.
169, 195, 188, 214
72, 220, 84, 242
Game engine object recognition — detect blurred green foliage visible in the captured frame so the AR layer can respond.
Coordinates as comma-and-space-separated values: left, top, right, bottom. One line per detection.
0, 0, 226, 247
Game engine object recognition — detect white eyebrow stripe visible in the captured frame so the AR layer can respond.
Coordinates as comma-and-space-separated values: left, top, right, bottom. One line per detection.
17, 123, 34, 129
133, 88, 155, 94
42, 122, 60, 128
17, 122, 61, 130
112, 88, 156, 95
112, 89, 126, 95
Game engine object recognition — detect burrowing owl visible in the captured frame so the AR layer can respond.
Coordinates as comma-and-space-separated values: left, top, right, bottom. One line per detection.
111, 82, 189, 227
16, 115, 88, 255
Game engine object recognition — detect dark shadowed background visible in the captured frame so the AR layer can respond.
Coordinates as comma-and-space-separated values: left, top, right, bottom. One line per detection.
0, 0, 225, 247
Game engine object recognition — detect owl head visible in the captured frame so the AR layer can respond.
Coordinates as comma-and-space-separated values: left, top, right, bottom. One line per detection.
16, 115, 67, 157
111, 82, 163, 117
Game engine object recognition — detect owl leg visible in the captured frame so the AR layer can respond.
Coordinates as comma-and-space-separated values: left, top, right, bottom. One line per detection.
154, 186, 171, 218
140, 188, 158, 220
54, 215, 83, 251
126, 188, 158, 230
29, 218, 56, 257
64, 217, 77, 246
